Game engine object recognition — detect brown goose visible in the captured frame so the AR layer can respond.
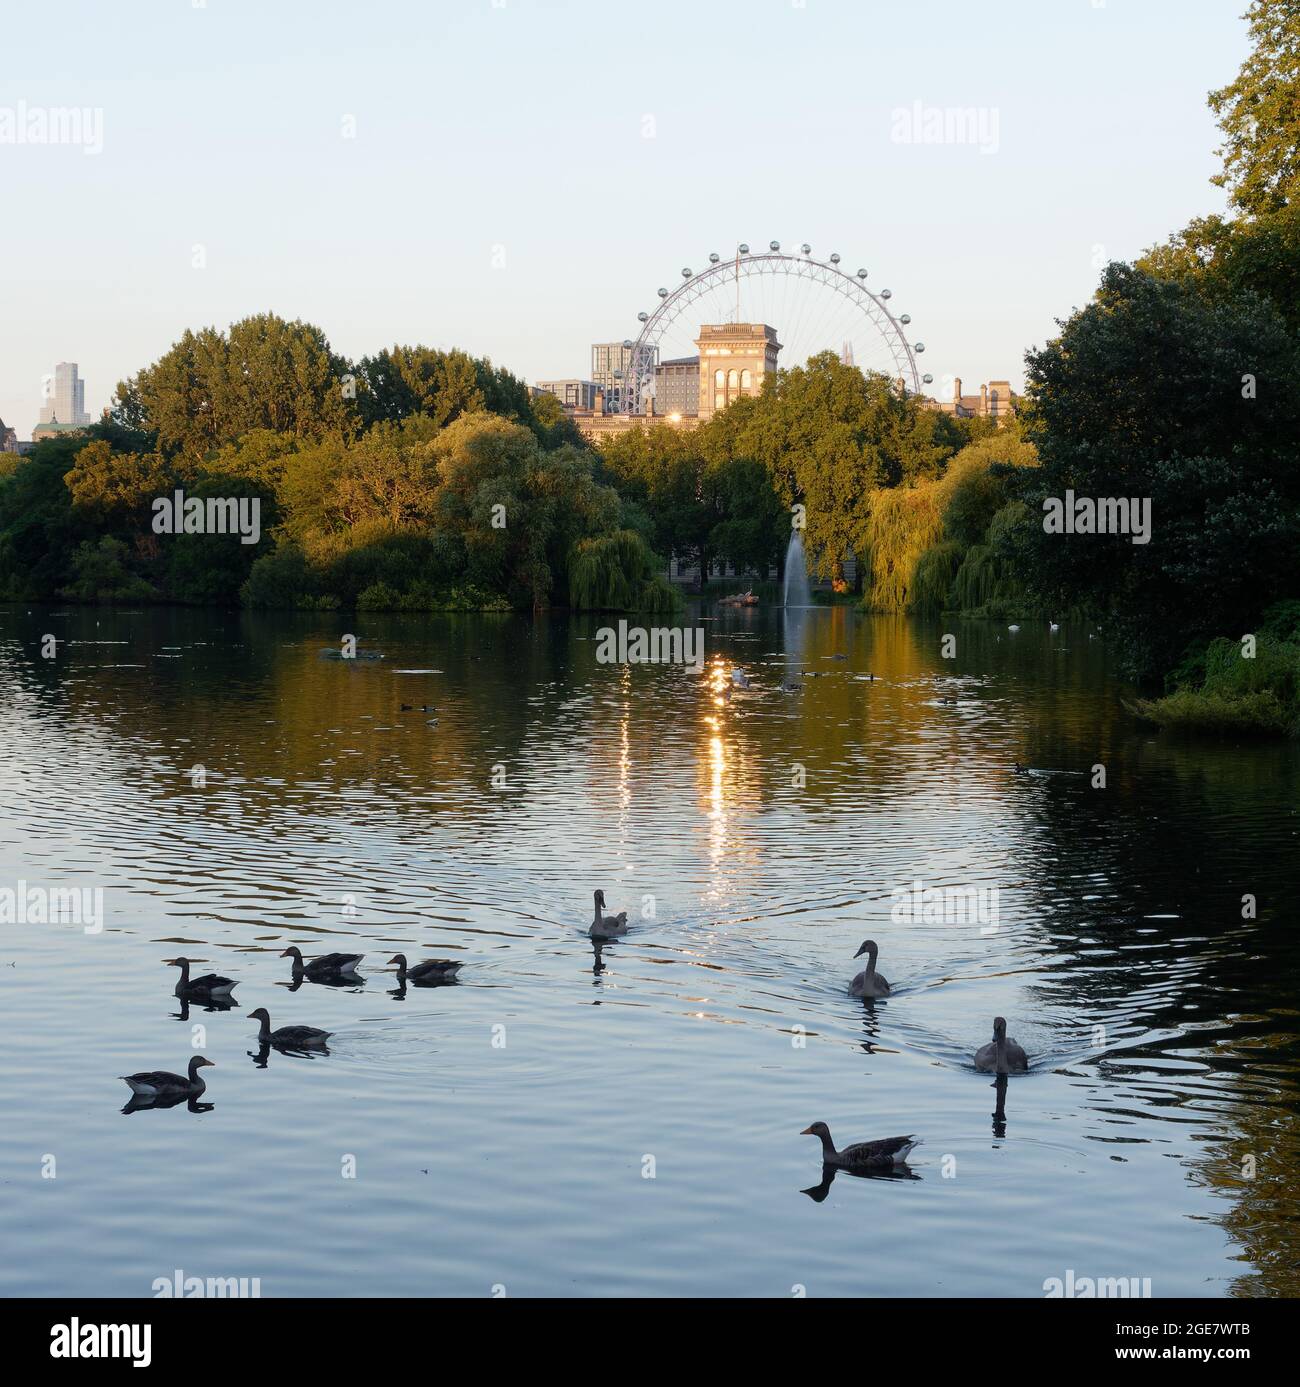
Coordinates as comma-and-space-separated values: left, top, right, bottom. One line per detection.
169, 957, 238, 1000
849, 939, 891, 998
590, 890, 628, 938
121, 1056, 214, 1098
974, 1016, 1029, 1074
281, 946, 363, 981
248, 1007, 331, 1049
389, 953, 462, 985
801, 1122, 918, 1170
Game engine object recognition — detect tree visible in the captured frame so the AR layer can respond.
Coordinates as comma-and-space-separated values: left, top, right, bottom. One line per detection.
1209, 0, 1300, 216
113, 314, 359, 458
1009, 263, 1300, 676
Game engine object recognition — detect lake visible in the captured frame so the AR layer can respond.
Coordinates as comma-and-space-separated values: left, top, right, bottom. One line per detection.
2, 602, 1298, 1298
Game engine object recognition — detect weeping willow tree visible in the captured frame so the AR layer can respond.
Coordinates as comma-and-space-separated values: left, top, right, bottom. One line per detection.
568, 529, 679, 612
860, 483, 944, 611
911, 540, 963, 614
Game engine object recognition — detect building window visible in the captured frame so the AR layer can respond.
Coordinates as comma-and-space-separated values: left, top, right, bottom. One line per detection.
714, 369, 725, 387
727, 369, 739, 389
715, 391, 725, 411
741, 369, 752, 390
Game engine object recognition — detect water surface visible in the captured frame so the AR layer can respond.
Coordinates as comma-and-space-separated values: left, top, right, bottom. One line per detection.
2, 603, 1298, 1297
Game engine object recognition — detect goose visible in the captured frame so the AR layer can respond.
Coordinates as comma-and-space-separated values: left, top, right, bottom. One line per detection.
801, 1123, 918, 1170
389, 953, 462, 985
1012, 762, 1029, 776
731, 669, 751, 690
1007, 624, 1020, 632
974, 1016, 1029, 1074
168, 957, 238, 999
248, 1007, 331, 1049
281, 946, 363, 981
399, 703, 434, 713
849, 939, 891, 998
590, 889, 628, 938
121, 1056, 214, 1098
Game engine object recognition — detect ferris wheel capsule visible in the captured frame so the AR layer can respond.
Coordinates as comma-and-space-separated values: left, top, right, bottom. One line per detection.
881, 289, 892, 299
658, 287, 669, 298
800, 243, 811, 255
738, 243, 750, 254
856, 268, 868, 279
709, 252, 720, 264
900, 314, 911, 325
637, 311, 649, 322
681, 267, 692, 278
769, 240, 780, 251
922, 373, 934, 385
829, 252, 840, 264
914, 342, 925, 352
622, 339, 633, 349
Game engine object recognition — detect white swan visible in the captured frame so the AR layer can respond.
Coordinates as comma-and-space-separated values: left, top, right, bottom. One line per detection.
590, 889, 628, 938
849, 939, 891, 998
974, 1016, 1029, 1074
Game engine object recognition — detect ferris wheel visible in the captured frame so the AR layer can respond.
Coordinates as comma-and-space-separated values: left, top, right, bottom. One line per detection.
621, 241, 932, 415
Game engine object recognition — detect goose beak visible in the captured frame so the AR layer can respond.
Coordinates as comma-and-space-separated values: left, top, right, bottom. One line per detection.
800, 1126, 815, 1136
200, 1060, 215, 1068
853, 944, 865, 958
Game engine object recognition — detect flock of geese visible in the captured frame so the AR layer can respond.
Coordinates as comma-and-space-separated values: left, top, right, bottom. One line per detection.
119, 946, 461, 1109
122, 895, 1032, 1183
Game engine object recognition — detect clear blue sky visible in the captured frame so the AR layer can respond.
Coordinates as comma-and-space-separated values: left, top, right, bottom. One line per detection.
1, 0, 1246, 437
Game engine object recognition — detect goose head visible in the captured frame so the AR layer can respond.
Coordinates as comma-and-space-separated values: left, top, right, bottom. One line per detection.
168, 957, 191, 976
247, 1008, 271, 1025
594, 890, 606, 909
992, 1016, 1008, 1041
800, 1121, 832, 1140
188, 1056, 215, 1076
280, 947, 304, 966
388, 954, 408, 971
853, 939, 879, 961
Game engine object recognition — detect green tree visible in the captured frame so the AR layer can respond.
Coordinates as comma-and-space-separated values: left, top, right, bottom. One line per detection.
1209, 0, 1300, 216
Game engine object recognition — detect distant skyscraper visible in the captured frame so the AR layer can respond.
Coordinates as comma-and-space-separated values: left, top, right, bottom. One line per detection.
38, 362, 91, 427
591, 341, 657, 413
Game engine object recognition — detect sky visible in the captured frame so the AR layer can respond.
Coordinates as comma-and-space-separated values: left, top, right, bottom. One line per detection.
0, 0, 1247, 438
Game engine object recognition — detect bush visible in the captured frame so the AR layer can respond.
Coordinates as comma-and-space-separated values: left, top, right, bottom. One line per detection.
1133, 632, 1300, 737
910, 541, 963, 613
59, 538, 156, 603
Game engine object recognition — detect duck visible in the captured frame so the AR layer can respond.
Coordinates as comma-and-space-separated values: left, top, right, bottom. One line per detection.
974, 1015, 1029, 1074
1007, 624, 1021, 632
281, 946, 364, 981
801, 1123, 918, 1170
399, 703, 434, 713
121, 1056, 214, 1098
849, 939, 891, 998
1012, 761, 1030, 776
248, 1007, 331, 1049
168, 957, 237, 1000
389, 953, 462, 985
590, 889, 628, 938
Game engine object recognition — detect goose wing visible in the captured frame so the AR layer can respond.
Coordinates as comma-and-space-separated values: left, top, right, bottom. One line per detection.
187, 973, 237, 992
840, 1134, 916, 1165
121, 1069, 187, 1089
408, 958, 461, 981
308, 952, 362, 973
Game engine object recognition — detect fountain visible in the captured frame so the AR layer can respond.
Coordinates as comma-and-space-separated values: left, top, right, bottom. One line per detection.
783, 530, 812, 607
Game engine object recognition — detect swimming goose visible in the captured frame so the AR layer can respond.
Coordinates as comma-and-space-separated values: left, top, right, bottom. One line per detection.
389, 953, 462, 985
801, 1123, 918, 1170
590, 889, 628, 938
399, 703, 434, 712
974, 1016, 1029, 1074
169, 957, 237, 1000
121, 1056, 214, 1098
248, 1008, 331, 1048
849, 939, 891, 998
281, 946, 363, 981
